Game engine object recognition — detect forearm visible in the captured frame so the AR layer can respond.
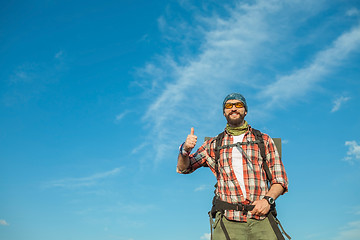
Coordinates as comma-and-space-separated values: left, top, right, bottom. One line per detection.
251, 183, 285, 216
265, 183, 285, 200
177, 153, 190, 172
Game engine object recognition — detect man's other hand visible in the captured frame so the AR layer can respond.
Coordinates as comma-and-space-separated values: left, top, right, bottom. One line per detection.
250, 199, 271, 216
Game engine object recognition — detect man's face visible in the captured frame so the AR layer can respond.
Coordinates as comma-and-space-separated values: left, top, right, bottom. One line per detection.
223, 99, 247, 127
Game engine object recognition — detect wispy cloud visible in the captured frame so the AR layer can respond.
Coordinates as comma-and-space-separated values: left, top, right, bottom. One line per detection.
141, 0, 291, 162
333, 220, 360, 240
44, 167, 122, 189
115, 111, 129, 123
9, 63, 37, 84
344, 141, 360, 164
0, 219, 9, 226
131, 142, 149, 155
138, 0, 360, 163
3, 51, 67, 106
194, 184, 210, 192
200, 233, 211, 240
55, 50, 64, 59
349, 205, 360, 216
260, 24, 360, 109
346, 8, 360, 17
331, 96, 350, 112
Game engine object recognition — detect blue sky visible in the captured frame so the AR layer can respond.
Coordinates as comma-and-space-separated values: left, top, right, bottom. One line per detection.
1, 0, 360, 239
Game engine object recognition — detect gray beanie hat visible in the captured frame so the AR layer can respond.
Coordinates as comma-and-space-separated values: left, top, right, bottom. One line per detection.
223, 93, 248, 112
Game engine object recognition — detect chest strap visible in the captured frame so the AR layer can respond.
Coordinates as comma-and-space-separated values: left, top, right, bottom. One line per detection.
213, 129, 272, 183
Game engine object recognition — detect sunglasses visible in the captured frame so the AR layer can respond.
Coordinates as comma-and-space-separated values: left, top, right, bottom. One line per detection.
224, 102, 244, 109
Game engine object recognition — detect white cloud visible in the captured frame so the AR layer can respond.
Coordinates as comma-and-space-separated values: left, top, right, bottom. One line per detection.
0, 219, 9, 226
260, 24, 360, 108
44, 167, 121, 189
346, 8, 360, 17
55, 50, 64, 59
344, 141, 360, 163
9, 64, 37, 83
142, 0, 291, 162
200, 233, 211, 240
350, 205, 360, 216
4, 50, 68, 106
333, 221, 360, 240
131, 142, 148, 155
194, 184, 209, 192
139, 0, 360, 164
115, 111, 129, 122
331, 96, 350, 112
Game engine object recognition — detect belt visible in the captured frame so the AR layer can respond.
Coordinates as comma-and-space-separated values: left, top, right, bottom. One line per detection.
210, 197, 254, 218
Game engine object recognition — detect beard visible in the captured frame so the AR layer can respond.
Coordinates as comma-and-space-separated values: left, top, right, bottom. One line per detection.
225, 111, 246, 127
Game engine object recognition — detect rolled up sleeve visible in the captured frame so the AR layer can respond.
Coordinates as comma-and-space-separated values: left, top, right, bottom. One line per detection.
266, 136, 289, 193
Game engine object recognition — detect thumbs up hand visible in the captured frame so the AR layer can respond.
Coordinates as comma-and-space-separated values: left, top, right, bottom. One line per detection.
184, 127, 197, 152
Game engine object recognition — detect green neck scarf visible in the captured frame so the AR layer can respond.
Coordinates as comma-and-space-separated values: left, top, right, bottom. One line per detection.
226, 121, 249, 136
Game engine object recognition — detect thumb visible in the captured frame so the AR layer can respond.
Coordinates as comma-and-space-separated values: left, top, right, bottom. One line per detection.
190, 127, 195, 135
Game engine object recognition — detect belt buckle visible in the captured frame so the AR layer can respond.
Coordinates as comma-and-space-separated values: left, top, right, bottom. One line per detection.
236, 203, 244, 211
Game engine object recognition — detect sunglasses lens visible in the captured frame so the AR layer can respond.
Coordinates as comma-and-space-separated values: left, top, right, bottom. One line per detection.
235, 102, 244, 108
224, 103, 233, 109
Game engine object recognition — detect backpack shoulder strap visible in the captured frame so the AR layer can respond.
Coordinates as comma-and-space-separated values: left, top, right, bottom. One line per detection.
214, 131, 225, 178
214, 132, 225, 159
252, 128, 273, 182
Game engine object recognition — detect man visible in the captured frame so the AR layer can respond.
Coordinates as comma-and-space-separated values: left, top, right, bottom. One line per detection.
177, 93, 288, 240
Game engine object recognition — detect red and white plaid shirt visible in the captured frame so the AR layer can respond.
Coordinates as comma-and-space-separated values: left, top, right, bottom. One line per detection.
177, 126, 288, 222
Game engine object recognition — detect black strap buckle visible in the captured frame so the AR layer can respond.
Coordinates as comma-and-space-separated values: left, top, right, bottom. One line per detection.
236, 203, 244, 211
